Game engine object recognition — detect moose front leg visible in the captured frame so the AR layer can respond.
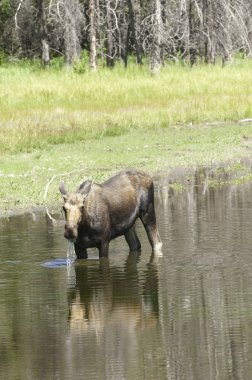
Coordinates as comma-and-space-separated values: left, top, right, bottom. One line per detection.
98, 240, 109, 258
74, 243, 88, 259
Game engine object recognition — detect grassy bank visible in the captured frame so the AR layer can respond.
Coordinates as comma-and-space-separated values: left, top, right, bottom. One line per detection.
1, 59, 252, 154
1, 60, 252, 213
1, 122, 252, 214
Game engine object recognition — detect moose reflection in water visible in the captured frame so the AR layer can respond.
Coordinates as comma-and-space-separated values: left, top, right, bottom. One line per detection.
59, 170, 162, 259
65, 254, 164, 379
67, 254, 160, 337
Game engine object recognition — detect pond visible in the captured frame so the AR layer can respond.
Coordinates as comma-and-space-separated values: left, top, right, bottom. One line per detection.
1, 168, 252, 380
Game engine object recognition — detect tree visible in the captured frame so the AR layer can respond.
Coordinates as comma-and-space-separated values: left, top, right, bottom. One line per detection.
125, 0, 142, 66
106, 0, 115, 67
202, 0, 215, 64
62, 0, 84, 65
0, 0, 251, 69
89, 0, 97, 70
150, 0, 162, 74
35, 0, 49, 66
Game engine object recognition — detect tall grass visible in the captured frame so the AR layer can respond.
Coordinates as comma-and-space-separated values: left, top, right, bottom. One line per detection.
1, 58, 252, 155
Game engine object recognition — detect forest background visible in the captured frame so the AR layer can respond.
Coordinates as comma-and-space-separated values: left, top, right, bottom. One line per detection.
1, 0, 252, 70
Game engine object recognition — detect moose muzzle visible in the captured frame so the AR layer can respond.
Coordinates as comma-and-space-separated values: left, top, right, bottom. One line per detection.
64, 222, 78, 242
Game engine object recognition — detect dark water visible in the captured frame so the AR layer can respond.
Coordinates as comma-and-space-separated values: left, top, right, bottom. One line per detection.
1, 171, 252, 380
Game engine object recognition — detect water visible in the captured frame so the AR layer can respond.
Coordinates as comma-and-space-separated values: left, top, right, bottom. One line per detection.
1, 169, 252, 379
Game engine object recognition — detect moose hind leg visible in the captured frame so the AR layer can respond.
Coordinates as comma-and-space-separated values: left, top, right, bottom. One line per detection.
124, 226, 141, 252
140, 205, 162, 254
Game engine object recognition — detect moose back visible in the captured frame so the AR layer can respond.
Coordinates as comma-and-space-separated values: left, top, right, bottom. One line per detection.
59, 170, 162, 259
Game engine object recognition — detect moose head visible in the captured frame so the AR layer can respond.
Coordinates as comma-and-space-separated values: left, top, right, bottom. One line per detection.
59, 180, 92, 242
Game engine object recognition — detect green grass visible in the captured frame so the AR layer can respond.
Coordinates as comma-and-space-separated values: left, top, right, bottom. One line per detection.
1, 122, 252, 213
1, 59, 252, 154
1, 59, 252, 213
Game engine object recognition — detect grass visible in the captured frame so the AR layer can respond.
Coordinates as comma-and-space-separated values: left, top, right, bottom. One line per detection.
1, 58, 252, 154
1, 58, 252, 213
1, 122, 252, 214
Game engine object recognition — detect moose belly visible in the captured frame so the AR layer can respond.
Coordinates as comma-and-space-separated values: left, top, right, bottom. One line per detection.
109, 206, 138, 238
77, 234, 100, 248
110, 219, 137, 240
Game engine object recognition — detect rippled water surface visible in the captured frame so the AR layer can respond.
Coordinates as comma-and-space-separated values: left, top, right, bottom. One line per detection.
1, 172, 252, 379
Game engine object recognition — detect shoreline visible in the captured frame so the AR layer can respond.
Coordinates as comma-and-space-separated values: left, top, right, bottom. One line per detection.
2, 152, 252, 218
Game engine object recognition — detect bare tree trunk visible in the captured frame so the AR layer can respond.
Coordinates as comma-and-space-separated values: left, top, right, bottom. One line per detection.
188, 0, 197, 66
89, 0, 97, 70
106, 0, 115, 67
150, 0, 162, 75
243, 1, 252, 56
219, 0, 232, 66
94, 0, 105, 62
59, 0, 84, 66
36, 0, 50, 66
123, 23, 130, 67
202, 0, 215, 64
42, 39, 50, 66
126, 0, 142, 66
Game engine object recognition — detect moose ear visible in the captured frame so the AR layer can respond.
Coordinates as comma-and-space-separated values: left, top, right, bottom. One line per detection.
59, 181, 68, 199
77, 180, 92, 196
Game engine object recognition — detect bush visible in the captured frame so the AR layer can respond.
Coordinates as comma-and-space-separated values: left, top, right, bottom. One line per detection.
49, 56, 65, 70
0, 50, 7, 65
73, 51, 89, 74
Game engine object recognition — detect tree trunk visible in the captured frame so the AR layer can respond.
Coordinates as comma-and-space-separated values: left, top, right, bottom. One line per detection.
106, 0, 115, 67
62, 0, 83, 66
42, 39, 50, 66
202, 0, 215, 64
127, 0, 142, 65
36, 0, 50, 65
221, 0, 232, 66
188, 0, 197, 66
150, 0, 162, 75
89, 0, 97, 70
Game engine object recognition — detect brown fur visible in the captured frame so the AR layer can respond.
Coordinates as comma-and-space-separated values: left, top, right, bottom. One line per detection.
59, 169, 162, 259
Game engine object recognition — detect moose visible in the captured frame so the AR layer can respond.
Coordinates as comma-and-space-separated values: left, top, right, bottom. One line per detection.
59, 169, 162, 259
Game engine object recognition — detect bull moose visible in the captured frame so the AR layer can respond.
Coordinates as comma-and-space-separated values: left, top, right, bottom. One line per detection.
59, 169, 162, 259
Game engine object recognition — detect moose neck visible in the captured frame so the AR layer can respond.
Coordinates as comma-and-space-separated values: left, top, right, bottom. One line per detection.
79, 186, 100, 227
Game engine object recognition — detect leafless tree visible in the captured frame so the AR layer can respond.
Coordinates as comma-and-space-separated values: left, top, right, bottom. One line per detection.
125, 0, 142, 66
48, 0, 84, 65
150, 0, 162, 74
36, 0, 49, 65
89, 0, 97, 70
4, 0, 252, 69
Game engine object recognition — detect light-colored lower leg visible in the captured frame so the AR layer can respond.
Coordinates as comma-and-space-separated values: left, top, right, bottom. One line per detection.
153, 241, 163, 256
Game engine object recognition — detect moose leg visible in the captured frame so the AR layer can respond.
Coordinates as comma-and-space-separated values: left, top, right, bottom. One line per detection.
140, 205, 162, 254
98, 240, 109, 258
124, 225, 141, 252
74, 243, 88, 259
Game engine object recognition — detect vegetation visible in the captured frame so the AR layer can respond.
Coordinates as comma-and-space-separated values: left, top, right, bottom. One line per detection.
1, 1, 252, 73
1, 59, 252, 213
1, 58, 252, 155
